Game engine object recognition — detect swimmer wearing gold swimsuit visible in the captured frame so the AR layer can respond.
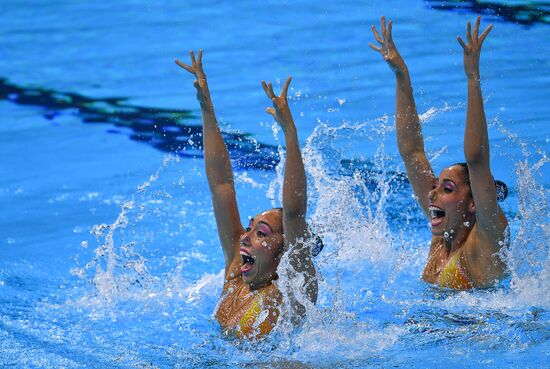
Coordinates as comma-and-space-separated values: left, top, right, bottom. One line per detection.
175, 51, 317, 338
370, 17, 509, 289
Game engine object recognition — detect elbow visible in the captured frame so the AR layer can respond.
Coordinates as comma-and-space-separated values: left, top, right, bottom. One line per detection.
282, 194, 307, 219
283, 207, 306, 221
398, 146, 416, 160
464, 145, 488, 165
399, 148, 425, 166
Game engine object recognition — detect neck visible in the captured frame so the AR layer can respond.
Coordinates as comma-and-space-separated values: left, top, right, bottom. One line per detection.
443, 218, 475, 254
248, 278, 273, 291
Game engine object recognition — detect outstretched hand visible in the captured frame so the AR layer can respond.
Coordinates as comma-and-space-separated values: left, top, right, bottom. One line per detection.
369, 16, 406, 74
175, 50, 210, 105
457, 17, 493, 80
262, 76, 295, 133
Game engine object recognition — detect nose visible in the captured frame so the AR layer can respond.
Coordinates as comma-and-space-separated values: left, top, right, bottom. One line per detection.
240, 232, 251, 245
428, 187, 437, 201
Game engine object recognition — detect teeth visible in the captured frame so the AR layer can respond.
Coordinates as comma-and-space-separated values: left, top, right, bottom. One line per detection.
240, 251, 255, 265
429, 206, 445, 220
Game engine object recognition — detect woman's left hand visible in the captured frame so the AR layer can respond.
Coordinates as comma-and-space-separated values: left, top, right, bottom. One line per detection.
262, 77, 295, 133
457, 16, 493, 80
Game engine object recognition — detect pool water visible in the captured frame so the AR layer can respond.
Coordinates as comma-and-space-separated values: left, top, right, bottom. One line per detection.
1, 1, 549, 368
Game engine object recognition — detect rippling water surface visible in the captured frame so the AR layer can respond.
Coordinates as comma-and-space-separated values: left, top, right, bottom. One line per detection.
1, 1, 549, 368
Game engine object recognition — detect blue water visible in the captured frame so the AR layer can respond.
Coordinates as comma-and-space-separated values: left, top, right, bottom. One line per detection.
1, 1, 549, 368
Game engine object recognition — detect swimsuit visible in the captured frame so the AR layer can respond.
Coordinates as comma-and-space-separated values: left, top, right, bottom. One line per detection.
424, 241, 474, 290
215, 277, 279, 338
438, 249, 474, 290
236, 288, 275, 338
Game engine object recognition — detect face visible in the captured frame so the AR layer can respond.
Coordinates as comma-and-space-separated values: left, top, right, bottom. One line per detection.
428, 165, 475, 237
239, 209, 284, 288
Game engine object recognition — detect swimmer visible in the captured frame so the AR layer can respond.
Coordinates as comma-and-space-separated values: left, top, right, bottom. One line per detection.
175, 50, 317, 338
370, 17, 509, 289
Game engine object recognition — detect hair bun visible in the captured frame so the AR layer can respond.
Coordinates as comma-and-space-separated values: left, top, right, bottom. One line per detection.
494, 180, 508, 202
312, 234, 324, 257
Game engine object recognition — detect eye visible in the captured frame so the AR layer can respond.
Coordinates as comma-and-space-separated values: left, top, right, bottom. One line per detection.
245, 227, 251, 232
443, 186, 453, 193
257, 231, 265, 237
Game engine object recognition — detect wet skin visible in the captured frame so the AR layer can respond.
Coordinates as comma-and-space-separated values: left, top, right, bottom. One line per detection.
370, 16, 508, 288
428, 165, 476, 242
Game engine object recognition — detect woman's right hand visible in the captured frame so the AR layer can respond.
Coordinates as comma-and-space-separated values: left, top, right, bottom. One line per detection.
262, 76, 295, 133
457, 17, 493, 81
175, 50, 210, 106
369, 16, 407, 75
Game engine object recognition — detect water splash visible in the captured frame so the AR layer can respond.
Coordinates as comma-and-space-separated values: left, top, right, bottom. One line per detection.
70, 155, 181, 307
304, 119, 396, 266
63, 107, 549, 365
263, 118, 407, 361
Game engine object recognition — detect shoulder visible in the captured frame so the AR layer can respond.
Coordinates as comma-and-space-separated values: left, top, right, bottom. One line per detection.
262, 283, 282, 305
220, 275, 245, 297
462, 224, 507, 287
428, 237, 444, 253
465, 216, 509, 258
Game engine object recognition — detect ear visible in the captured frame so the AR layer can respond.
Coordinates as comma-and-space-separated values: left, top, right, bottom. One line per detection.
274, 241, 286, 263
468, 199, 476, 213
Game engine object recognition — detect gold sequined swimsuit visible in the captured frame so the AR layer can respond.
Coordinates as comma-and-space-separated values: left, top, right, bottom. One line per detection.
425, 241, 474, 290
215, 277, 279, 338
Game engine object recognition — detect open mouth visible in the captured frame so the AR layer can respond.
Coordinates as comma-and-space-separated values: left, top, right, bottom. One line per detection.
429, 205, 445, 227
240, 249, 255, 274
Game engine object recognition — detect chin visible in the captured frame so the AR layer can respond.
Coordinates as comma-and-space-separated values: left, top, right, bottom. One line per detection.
430, 227, 444, 236
242, 274, 254, 285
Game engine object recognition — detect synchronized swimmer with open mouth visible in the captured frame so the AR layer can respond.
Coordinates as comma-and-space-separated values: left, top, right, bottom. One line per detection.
370, 16, 509, 289
175, 50, 318, 338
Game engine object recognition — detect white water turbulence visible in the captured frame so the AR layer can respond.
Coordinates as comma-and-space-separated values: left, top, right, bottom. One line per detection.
257, 117, 410, 362
260, 110, 550, 363
441, 119, 550, 315
62, 108, 549, 367
68, 154, 223, 322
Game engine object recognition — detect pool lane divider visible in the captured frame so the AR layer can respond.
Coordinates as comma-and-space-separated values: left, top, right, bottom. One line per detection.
0, 78, 280, 170
0, 78, 409, 189
425, 0, 550, 26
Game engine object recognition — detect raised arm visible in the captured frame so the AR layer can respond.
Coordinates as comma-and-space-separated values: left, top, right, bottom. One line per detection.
370, 17, 435, 217
262, 77, 318, 309
457, 18, 508, 282
175, 51, 243, 275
